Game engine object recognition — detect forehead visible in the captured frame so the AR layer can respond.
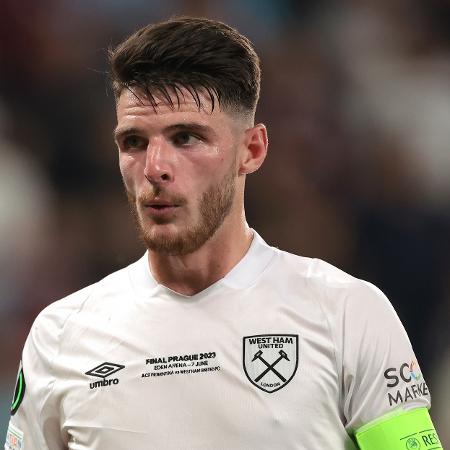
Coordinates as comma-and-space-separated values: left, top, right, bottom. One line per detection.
116, 88, 228, 125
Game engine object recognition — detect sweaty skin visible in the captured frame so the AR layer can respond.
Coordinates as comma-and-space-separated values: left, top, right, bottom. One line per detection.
115, 89, 268, 296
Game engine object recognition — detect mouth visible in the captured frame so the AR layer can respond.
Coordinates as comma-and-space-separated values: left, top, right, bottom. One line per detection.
146, 201, 179, 209
143, 200, 181, 217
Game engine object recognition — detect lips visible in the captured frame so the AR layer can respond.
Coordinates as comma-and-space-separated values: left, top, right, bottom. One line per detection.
146, 201, 179, 209
142, 199, 180, 218
150, 205, 171, 210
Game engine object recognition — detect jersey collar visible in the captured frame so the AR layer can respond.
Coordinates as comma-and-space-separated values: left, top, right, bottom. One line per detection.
128, 229, 275, 300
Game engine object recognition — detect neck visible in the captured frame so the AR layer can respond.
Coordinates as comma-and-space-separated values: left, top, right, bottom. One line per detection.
147, 214, 253, 296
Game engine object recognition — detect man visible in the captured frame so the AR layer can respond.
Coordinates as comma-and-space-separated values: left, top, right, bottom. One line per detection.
5, 17, 441, 450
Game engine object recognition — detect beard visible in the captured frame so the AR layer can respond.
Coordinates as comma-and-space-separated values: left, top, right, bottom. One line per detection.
126, 163, 236, 256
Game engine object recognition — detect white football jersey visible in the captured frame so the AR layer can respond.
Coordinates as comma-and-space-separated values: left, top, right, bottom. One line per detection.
5, 231, 430, 450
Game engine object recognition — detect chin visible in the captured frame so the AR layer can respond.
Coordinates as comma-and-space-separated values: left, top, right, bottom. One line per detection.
140, 219, 219, 256
139, 222, 191, 256
142, 221, 180, 241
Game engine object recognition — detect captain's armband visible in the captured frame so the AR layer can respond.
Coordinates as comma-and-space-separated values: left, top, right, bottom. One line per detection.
355, 408, 442, 450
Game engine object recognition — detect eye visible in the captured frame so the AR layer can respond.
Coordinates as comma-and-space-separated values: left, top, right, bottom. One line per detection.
122, 135, 147, 151
172, 132, 202, 147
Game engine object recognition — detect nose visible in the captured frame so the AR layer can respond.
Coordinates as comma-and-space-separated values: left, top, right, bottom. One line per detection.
143, 138, 174, 184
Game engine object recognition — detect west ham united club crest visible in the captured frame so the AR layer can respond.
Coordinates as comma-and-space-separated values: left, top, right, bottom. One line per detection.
243, 334, 299, 393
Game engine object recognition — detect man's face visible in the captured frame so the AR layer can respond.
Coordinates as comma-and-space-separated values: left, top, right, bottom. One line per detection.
115, 89, 244, 256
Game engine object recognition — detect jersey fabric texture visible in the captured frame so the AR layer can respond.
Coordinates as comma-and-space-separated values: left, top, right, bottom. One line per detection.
5, 231, 430, 450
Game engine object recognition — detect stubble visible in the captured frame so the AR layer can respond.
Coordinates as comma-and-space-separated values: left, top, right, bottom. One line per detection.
126, 162, 236, 256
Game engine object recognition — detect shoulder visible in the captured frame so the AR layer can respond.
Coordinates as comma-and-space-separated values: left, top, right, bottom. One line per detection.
274, 249, 396, 318
278, 252, 409, 367
29, 259, 137, 348
275, 248, 359, 286
274, 245, 410, 332
19, 259, 142, 408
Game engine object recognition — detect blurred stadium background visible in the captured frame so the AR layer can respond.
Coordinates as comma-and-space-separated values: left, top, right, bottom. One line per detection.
1, 0, 450, 445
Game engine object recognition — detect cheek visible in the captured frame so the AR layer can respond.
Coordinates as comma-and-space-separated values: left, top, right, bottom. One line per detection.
119, 155, 142, 192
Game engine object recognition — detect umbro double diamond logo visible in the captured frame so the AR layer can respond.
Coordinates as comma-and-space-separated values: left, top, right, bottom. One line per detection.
85, 362, 125, 390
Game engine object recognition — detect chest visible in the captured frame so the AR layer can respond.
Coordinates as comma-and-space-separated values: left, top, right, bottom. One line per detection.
54, 293, 352, 449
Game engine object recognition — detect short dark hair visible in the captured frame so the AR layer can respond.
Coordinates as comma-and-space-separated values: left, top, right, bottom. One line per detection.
108, 16, 261, 117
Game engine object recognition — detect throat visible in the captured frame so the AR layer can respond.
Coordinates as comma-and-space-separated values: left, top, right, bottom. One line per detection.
152, 260, 225, 296
147, 226, 253, 297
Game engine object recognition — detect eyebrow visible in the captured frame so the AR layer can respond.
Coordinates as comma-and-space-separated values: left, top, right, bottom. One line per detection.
113, 123, 216, 143
165, 123, 216, 137
113, 126, 140, 143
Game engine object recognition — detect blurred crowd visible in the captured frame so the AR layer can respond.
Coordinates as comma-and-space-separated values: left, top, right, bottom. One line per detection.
1, 0, 449, 445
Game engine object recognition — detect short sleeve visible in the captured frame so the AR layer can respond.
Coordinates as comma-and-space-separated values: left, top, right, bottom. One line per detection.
340, 281, 430, 432
5, 306, 66, 450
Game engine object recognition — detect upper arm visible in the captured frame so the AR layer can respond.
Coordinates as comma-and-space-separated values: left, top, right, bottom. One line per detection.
339, 280, 431, 431
323, 278, 442, 448
5, 307, 67, 450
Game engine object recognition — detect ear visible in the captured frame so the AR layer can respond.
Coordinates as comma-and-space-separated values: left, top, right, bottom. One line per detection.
239, 123, 268, 175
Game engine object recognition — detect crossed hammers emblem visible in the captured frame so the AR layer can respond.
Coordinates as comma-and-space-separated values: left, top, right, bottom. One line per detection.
252, 349, 290, 382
